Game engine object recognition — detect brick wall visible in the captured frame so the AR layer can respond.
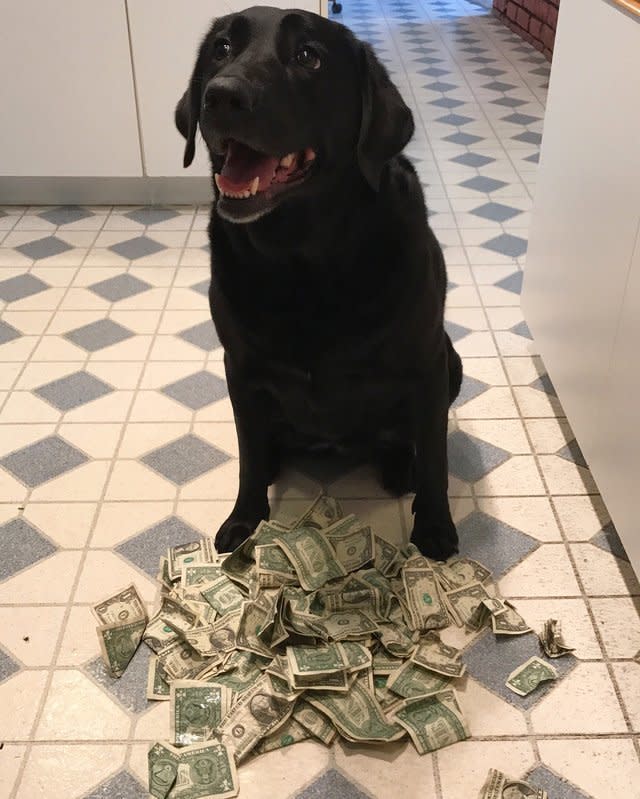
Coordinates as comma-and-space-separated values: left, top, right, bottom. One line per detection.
493, 0, 560, 60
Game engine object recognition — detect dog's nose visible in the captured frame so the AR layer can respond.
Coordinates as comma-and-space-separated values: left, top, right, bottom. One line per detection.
203, 77, 256, 113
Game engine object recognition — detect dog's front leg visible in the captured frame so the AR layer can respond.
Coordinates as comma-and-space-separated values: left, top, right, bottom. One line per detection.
214, 354, 271, 553
409, 349, 459, 561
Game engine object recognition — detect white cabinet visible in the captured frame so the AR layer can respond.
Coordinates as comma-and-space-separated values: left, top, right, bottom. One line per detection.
522, 0, 640, 573
0, 1, 141, 177
127, 0, 325, 178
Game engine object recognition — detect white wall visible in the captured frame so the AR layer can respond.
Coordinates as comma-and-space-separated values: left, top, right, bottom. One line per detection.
522, 0, 640, 572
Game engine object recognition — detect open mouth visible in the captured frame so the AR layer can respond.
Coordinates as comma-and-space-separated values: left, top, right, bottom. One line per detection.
214, 139, 316, 222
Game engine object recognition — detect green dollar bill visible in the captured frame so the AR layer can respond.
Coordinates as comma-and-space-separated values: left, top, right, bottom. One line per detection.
272, 528, 346, 591
410, 633, 466, 678
392, 689, 469, 754
97, 617, 146, 678
506, 656, 558, 697
148, 741, 180, 799
168, 539, 216, 581
171, 681, 229, 746
479, 768, 548, 799
539, 618, 575, 658
316, 610, 379, 641
182, 563, 226, 588
373, 535, 401, 576
325, 518, 374, 573
147, 654, 171, 700
157, 639, 207, 681
492, 604, 532, 636
305, 680, 405, 742
201, 576, 245, 616
93, 583, 147, 626
434, 558, 492, 591
286, 643, 347, 675
386, 659, 451, 700
402, 566, 449, 631
444, 581, 490, 629
293, 700, 337, 745
217, 674, 297, 762
290, 494, 344, 530
171, 741, 239, 798
254, 716, 310, 753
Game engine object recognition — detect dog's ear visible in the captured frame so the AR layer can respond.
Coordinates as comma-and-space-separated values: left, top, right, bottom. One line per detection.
356, 43, 414, 190
175, 41, 208, 168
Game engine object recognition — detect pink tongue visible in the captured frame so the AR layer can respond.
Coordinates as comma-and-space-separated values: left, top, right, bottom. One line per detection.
219, 140, 280, 192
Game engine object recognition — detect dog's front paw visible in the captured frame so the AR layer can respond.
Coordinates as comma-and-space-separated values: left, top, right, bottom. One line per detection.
215, 513, 263, 553
410, 514, 459, 561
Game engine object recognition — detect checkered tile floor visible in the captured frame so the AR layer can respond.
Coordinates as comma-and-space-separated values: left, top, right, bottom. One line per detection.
1, 0, 639, 797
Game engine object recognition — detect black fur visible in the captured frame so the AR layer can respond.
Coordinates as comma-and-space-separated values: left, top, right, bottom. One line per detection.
176, 6, 462, 559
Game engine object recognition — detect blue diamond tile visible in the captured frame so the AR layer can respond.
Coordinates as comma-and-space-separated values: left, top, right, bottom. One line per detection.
436, 113, 474, 126
472, 202, 523, 223
85, 645, 152, 714
430, 97, 466, 109
525, 152, 540, 164
482, 81, 518, 92
190, 280, 211, 297
444, 320, 472, 342
444, 132, 485, 146
0, 273, 50, 303
425, 81, 459, 92
161, 370, 228, 410
530, 373, 557, 396
34, 370, 114, 411
0, 646, 21, 683
468, 56, 496, 64
530, 66, 551, 76
512, 131, 542, 145
511, 320, 533, 339
482, 233, 528, 258
178, 320, 220, 351
502, 112, 541, 126
38, 206, 95, 226
83, 769, 148, 799
460, 176, 509, 193
423, 67, 450, 77
450, 152, 496, 168
116, 515, 203, 577
495, 271, 524, 295
448, 431, 511, 483
452, 375, 490, 409
295, 770, 370, 799
591, 521, 629, 563
416, 58, 444, 66
0, 319, 22, 346
457, 511, 539, 577
109, 235, 166, 260
475, 67, 506, 76
0, 517, 57, 581
557, 439, 589, 469
1, 436, 88, 487
491, 96, 527, 108
65, 319, 134, 352
88, 273, 151, 302
15, 235, 73, 260
526, 766, 593, 799
141, 434, 231, 485
464, 630, 577, 709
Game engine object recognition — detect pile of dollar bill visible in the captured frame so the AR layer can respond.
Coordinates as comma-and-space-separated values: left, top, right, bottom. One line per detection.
93, 495, 559, 799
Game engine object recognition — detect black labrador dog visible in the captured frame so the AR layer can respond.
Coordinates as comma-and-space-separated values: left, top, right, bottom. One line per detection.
176, 6, 462, 560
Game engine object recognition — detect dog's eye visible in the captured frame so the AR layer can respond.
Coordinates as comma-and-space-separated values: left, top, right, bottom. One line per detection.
213, 39, 231, 60
295, 45, 321, 70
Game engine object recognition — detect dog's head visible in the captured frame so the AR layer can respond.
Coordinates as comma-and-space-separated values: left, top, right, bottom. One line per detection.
176, 6, 414, 223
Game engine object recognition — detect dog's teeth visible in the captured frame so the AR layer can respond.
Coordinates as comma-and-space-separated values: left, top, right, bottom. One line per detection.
304, 148, 316, 163
280, 153, 295, 168
249, 177, 259, 196
214, 174, 222, 190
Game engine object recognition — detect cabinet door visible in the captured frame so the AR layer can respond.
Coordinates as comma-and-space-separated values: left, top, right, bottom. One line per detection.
521, 0, 640, 456
1, 1, 141, 177
127, 0, 321, 178
592, 230, 640, 573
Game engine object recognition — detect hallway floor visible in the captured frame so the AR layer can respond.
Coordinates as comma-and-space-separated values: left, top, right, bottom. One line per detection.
1, 0, 639, 797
